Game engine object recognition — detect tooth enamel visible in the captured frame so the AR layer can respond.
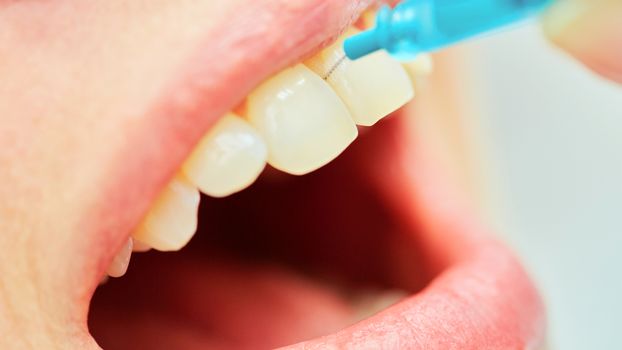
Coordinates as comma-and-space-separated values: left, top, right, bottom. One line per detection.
132, 239, 152, 252
360, 9, 377, 28
401, 54, 434, 85
182, 113, 267, 197
305, 30, 414, 126
247, 64, 358, 175
132, 176, 200, 252
352, 290, 408, 322
106, 238, 133, 278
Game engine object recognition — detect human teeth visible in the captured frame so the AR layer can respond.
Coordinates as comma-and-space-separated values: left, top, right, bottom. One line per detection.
305, 30, 414, 126
352, 290, 408, 322
401, 54, 434, 86
360, 9, 377, 28
106, 238, 133, 278
132, 239, 151, 252
132, 176, 200, 252
182, 113, 267, 197
247, 64, 357, 175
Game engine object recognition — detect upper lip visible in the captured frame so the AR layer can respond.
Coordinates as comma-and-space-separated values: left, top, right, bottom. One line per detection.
82, 0, 546, 348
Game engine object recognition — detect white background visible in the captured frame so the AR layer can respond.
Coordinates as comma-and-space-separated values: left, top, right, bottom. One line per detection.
465, 25, 622, 349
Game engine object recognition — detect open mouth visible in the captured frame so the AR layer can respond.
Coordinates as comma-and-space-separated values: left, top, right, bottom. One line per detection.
38, 1, 548, 348
89, 114, 438, 348
89, 113, 546, 349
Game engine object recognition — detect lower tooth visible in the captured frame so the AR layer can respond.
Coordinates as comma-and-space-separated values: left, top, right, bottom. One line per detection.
182, 113, 267, 197
247, 64, 358, 175
132, 176, 200, 252
305, 30, 414, 126
106, 238, 133, 278
351, 290, 408, 321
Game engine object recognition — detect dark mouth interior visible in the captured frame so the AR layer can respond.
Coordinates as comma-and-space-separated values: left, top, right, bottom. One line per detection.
88, 117, 435, 350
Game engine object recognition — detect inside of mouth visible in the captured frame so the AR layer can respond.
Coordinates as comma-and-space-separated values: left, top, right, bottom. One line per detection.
88, 117, 436, 349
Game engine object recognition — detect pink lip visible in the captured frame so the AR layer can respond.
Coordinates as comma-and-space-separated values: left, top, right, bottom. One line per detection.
281, 116, 546, 348
84, 0, 546, 348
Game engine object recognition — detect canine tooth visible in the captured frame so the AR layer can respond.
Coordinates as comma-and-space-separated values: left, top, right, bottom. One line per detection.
106, 238, 133, 278
247, 64, 357, 175
132, 176, 200, 252
305, 30, 414, 126
182, 113, 267, 197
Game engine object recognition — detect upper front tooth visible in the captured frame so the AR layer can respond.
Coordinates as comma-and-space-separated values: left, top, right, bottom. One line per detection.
132, 176, 200, 252
247, 64, 358, 175
132, 239, 152, 252
401, 54, 434, 87
305, 30, 414, 126
182, 113, 267, 197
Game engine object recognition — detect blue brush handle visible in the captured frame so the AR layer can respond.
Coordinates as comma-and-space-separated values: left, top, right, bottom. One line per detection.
344, 0, 554, 61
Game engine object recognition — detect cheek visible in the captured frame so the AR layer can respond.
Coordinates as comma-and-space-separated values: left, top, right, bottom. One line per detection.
0, 0, 238, 311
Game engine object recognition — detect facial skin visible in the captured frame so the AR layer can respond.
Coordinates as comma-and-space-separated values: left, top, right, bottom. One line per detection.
0, 0, 619, 349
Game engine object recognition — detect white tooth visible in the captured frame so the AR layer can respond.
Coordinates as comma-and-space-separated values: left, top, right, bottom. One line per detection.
182, 113, 267, 197
247, 64, 357, 175
360, 9, 377, 28
351, 290, 408, 322
132, 176, 200, 252
106, 238, 133, 278
132, 239, 152, 252
401, 54, 434, 85
305, 30, 414, 126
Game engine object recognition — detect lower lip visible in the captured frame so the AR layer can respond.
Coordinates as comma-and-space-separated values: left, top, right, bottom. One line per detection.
281, 113, 546, 349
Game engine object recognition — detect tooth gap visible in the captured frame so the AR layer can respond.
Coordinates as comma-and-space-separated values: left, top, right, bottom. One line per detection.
322, 54, 347, 80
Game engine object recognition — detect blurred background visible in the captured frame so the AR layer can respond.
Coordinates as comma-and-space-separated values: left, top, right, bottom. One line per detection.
463, 24, 622, 350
